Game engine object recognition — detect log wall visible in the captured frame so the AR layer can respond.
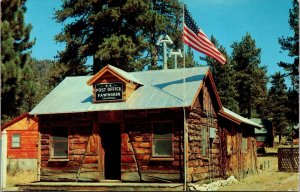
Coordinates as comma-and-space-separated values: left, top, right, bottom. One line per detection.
224, 122, 258, 179
39, 113, 99, 181
187, 82, 221, 182
121, 109, 184, 182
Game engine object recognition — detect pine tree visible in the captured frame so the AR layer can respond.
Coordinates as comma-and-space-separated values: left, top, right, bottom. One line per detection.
201, 36, 239, 112
231, 33, 268, 118
278, 0, 299, 127
278, 0, 299, 89
1, 0, 35, 123
55, 0, 182, 75
30, 59, 67, 104
267, 72, 289, 144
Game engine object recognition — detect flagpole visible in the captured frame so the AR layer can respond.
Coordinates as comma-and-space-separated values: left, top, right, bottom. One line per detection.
182, 2, 188, 191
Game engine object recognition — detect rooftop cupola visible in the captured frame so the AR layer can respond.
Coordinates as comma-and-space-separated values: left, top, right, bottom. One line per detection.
87, 65, 142, 103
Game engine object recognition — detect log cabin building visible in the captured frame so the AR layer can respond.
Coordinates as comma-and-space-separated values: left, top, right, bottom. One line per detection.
1, 113, 39, 171
30, 65, 262, 183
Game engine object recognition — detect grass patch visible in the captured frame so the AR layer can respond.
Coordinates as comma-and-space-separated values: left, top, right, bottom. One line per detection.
7, 170, 37, 187
219, 156, 299, 191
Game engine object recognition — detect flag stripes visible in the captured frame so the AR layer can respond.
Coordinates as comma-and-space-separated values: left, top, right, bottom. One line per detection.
183, 6, 226, 65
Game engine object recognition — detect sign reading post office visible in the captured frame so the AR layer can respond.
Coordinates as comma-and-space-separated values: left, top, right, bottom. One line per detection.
95, 82, 123, 102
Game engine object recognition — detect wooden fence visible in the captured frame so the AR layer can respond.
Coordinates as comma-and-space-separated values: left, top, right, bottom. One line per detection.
278, 148, 299, 172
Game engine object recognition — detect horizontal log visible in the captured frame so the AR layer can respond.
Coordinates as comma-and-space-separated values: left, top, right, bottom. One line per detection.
121, 155, 136, 163
81, 163, 98, 171
69, 143, 86, 150
83, 155, 99, 164
135, 148, 151, 154
121, 163, 138, 172
69, 149, 86, 155
194, 166, 209, 173
140, 166, 180, 173
132, 142, 151, 148
135, 153, 150, 161
41, 145, 49, 150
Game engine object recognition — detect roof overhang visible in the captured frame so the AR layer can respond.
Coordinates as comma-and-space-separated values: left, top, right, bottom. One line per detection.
218, 110, 241, 125
219, 107, 263, 129
1, 112, 30, 130
87, 65, 143, 86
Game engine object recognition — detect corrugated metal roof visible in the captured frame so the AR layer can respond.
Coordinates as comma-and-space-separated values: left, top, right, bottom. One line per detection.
223, 107, 263, 128
108, 65, 143, 85
250, 118, 267, 134
30, 67, 209, 115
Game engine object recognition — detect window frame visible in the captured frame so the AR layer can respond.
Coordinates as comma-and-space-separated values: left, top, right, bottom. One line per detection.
242, 137, 248, 153
11, 134, 21, 148
201, 126, 208, 156
151, 121, 174, 158
50, 127, 69, 159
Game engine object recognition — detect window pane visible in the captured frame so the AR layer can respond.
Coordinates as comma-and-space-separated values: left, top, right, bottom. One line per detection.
53, 141, 68, 157
12, 135, 20, 142
153, 123, 172, 138
12, 134, 20, 148
12, 142, 20, 148
53, 136, 67, 141
52, 127, 68, 158
256, 136, 266, 141
153, 139, 172, 156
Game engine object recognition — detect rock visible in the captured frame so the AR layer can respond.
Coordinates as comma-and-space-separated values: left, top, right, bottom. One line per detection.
226, 175, 238, 184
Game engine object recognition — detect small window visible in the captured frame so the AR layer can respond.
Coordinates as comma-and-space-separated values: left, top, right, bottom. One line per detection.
51, 127, 68, 158
202, 126, 207, 156
152, 122, 173, 157
12, 134, 21, 148
242, 137, 247, 153
256, 136, 266, 142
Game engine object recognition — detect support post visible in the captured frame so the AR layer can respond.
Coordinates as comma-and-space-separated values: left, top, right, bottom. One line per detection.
1, 130, 7, 189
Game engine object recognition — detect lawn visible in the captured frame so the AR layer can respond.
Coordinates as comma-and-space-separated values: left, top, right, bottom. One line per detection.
219, 156, 299, 191
6, 170, 37, 188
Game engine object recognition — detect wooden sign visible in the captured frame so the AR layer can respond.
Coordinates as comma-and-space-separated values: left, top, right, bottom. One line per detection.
95, 82, 123, 102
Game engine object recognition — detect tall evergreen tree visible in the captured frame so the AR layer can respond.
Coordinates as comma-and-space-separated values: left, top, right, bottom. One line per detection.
267, 72, 289, 144
55, 0, 182, 75
1, 0, 36, 123
30, 59, 68, 104
278, 0, 299, 127
231, 33, 268, 118
201, 36, 239, 112
278, 0, 299, 89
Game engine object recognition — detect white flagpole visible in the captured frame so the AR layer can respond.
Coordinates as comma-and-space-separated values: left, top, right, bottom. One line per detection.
182, 2, 188, 191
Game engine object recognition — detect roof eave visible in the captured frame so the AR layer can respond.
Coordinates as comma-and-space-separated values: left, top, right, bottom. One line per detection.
1, 112, 30, 130
218, 110, 241, 125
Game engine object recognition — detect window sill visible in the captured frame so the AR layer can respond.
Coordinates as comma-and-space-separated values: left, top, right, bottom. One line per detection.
150, 157, 174, 161
49, 158, 69, 162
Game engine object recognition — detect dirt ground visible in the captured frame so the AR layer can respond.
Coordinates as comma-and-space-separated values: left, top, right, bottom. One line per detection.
6, 170, 37, 189
4, 156, 299, 191
219, 156, 299, 191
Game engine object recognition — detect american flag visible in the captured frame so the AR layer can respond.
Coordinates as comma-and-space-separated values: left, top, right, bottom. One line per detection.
182, 6, 226, 65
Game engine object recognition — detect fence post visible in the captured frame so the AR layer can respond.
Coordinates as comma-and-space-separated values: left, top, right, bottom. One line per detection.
1, 130, 7, 189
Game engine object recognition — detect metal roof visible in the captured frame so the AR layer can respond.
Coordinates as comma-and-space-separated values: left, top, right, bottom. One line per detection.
223, 107, 263, 128
30, 67, 209, 115
108, 65, 143, 85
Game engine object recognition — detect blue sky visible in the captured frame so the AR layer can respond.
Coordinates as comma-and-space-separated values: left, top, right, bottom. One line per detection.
25, 0, 294, 85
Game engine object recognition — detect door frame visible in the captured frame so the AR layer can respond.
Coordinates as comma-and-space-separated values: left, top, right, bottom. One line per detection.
99, 122, 121, 180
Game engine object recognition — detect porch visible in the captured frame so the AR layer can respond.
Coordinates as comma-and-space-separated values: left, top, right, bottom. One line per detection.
18, 182, 184, 191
